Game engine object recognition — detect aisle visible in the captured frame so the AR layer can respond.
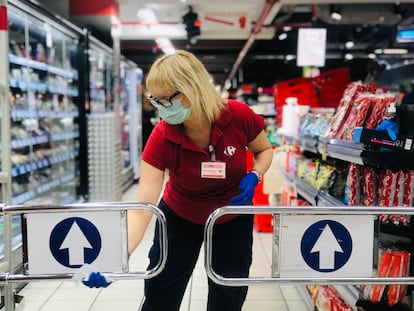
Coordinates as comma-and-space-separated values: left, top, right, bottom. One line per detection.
18, 184, 309, 311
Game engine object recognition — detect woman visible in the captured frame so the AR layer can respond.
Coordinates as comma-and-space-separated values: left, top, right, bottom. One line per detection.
84, 50, 273, 311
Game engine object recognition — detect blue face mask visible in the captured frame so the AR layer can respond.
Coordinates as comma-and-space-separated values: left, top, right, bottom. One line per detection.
157, 98, 191, 125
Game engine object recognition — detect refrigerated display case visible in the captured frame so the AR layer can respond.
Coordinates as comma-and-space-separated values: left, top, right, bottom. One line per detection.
7, 2, 81, 206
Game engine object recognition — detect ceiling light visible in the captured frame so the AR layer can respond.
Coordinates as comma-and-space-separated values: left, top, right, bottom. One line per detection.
330, 5, 342, 21
285, 54, 295, 61
345, 53, 353, 60
278, 33, 287, 40
345, 40, 354, 49
368, 53, 377, 59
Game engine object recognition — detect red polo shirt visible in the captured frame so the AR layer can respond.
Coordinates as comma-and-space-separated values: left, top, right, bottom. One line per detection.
142, 99, 265, 224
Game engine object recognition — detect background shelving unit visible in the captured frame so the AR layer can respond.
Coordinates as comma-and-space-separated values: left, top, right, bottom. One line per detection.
278, 132, 414, 310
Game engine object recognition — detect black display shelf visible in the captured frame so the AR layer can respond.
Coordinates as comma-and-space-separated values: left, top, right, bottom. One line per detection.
380, 222, 414, 240
280, 133, 414, 170
360, 149, 414, 171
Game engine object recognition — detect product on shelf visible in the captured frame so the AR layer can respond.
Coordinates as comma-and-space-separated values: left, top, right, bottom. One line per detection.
300, 107, 335, 137
324, 82, 378, 139
364, 246, 411, 306
344, 163, 362, 206
337, 93, 373, 141
308, 285, 353, 311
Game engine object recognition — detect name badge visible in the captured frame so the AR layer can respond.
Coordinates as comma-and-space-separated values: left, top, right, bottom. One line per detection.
201, 161, 226, 179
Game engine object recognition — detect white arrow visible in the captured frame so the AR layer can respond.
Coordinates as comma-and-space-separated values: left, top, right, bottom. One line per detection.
310, 224, 344, 270
59, 221, 93, 266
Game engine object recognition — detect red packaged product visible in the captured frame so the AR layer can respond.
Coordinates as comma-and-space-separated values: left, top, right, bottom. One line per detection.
387, 251, 404, 305
370, 249, 394, 302
398, 251, 411, 301
378, 169, 398, 208
403, 170, 414, 207
362, 166, 378, 206
393, 170, 405, 207
338, 93, 373, 141
325, 83, 379, 138
324, 83, 362, 138
344, 163, 361, 206
365, 94, 397, 129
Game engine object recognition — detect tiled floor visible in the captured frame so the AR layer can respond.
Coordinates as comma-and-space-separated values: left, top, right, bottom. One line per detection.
17, 184, 310, 311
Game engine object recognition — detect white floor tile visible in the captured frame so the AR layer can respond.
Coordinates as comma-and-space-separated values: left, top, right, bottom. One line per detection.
18, 287, 57, 302
38, 300, 93, 311
89, 299, 141, 311
243, 300, 289, 311
246, 285, 284, 301
18, 299, 45, 311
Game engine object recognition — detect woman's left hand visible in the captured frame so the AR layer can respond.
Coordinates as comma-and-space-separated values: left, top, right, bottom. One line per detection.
230, 172, 259, 205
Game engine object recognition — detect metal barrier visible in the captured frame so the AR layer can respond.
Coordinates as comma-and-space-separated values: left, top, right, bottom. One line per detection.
0, 202, 167, 286
204, 205, 414, 287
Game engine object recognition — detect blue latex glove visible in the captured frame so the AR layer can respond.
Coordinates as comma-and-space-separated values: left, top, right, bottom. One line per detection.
82, 272, 111, 288
375, 119, 398, 141
230, 172, 259, 205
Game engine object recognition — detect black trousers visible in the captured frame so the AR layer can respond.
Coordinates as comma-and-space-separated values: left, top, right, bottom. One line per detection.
141, 199, 253, 311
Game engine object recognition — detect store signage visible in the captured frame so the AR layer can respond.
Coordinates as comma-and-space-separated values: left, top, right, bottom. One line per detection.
25, 211, 126, 274
297, 28, 327, 67
279, 214, 373, 277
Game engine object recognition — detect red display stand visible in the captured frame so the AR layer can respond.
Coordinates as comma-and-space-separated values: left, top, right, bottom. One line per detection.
273, 67, 350, 127
247, 151, 273, 232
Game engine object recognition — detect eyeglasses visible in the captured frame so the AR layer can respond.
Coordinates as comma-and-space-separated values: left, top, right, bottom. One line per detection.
148, 91, 180, 108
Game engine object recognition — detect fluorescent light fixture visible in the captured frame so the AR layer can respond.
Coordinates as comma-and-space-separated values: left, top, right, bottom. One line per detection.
137, 8, 158, 24
155, 38, 176, 55
374, 48, 408, 54
136, 8, 176, 54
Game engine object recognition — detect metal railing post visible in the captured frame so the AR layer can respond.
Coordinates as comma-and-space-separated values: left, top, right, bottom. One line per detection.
204, 205, 414, 287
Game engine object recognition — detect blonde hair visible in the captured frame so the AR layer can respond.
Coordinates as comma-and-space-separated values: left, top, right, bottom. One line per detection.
146, 50, 226, 123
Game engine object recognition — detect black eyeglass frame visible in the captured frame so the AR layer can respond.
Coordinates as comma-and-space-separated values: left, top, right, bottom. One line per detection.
148, 91, 180, 108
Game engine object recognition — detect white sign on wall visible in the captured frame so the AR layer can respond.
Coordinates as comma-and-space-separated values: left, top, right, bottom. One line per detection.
279, 214, 374, 277
25, 211, 127, 274
297, 28, 327, 67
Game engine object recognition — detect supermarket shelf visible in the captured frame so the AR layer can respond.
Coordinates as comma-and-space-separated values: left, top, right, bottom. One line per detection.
283, 172, 345, 207
321, 139, 365, 165
279, 133, 319, 154
280, 133, 414, 170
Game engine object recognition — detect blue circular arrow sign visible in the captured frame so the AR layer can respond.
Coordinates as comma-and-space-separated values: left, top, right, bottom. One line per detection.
300, 219, 352, 272
49, 217, 101, 268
